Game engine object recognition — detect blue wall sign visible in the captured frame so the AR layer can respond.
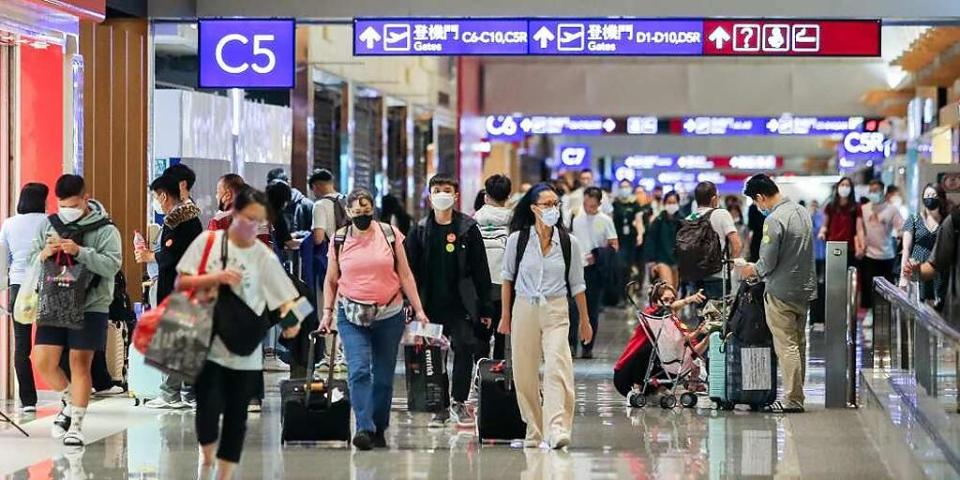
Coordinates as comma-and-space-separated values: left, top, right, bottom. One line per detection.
528, 19, 703, 55
355, 19, 528, 55
199, 19, 296, 89
557, 145, 591, 168
839, 131, 889, 162
679, 115, 865, 136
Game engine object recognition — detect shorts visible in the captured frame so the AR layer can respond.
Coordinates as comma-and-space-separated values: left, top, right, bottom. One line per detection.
35, 312, 109, 351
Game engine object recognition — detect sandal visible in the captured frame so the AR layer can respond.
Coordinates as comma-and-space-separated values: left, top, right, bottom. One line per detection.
763, 401, 805, 414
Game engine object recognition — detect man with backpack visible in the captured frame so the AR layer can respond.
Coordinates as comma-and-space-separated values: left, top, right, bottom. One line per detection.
310, 169, 348, 370
405, 175, 493, 429
31, 174, 122, 446
473, 174, 513, 361
680, 181, 742, 300
738, 174, 816, 414
570, 186, 618, 359
268, 168, 314, 239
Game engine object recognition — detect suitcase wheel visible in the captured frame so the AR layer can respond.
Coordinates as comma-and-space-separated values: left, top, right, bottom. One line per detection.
628, 391, 646, 409
680, 392, 698, 408
659, 395, 677, 409
718, 401, 735, 411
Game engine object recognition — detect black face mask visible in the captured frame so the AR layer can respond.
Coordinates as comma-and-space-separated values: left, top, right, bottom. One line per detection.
923, 197, 940, 211
352, 214, 374, 231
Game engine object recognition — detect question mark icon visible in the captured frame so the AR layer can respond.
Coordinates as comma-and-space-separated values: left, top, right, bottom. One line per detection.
741, 27, 754, 49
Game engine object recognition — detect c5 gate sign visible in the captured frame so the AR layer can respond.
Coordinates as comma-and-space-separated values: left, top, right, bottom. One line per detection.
353, 18, 880, 57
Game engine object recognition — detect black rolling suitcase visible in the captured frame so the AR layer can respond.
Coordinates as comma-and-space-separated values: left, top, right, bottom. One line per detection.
280, 331, 351, 444
476, 358, 526, 441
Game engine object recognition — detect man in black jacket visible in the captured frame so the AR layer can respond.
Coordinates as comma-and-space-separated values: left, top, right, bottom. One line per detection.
405, 175, 493, 428
135, 171, 204, 409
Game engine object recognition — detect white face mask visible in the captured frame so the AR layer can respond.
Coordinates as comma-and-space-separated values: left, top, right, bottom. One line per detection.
837, 185, 851, 198
431, 192, 455, 212
152, 194, 166, 215
540, 207, 561, 227
58, 207, 84, 224
891, 196, 903, 208
664, 204, 680, 215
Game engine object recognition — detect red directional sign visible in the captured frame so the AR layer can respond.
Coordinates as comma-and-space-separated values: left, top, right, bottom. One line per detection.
703, 19, 880, 56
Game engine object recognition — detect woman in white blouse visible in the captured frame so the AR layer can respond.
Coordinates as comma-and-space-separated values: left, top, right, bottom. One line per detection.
498, 182, 592, 450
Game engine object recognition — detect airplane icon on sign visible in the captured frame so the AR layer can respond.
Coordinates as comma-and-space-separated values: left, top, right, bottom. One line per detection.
382, 24, 411, 51
557, 24, 585, 51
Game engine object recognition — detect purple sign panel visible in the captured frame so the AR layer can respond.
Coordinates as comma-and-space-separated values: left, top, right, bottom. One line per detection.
680, 115, 866, 136
354, 19, 528, 55
528, 20, 703, 55
199, 19, 295, 89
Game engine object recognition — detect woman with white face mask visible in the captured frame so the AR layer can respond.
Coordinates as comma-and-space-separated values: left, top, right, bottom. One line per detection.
899, 183, 949, 303
498, 183, 590, 450
819, 176, 863, 265
644, 191, 682, 289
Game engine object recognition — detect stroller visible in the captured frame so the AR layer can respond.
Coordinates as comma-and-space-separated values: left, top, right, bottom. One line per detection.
615, 281, 709, 410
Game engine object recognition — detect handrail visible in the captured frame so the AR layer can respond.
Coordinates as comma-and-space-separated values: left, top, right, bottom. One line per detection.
873, 277, 960, 344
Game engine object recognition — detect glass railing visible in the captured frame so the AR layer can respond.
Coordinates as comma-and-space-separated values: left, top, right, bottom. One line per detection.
871, 277, 960, 414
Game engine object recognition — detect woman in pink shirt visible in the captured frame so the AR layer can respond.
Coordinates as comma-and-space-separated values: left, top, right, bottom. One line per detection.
319, 188, 429, 451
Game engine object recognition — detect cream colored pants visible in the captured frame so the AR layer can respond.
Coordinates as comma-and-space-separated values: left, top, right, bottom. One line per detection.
511, 296, 575, 443
764, 293, 809, 408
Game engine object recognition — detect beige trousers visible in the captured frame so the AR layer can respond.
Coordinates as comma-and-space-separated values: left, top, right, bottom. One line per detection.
511, 296, 575, 442
764, 293, 809, 408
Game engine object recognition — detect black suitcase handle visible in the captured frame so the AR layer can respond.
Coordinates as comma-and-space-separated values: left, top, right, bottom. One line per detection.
306, 330, 339, 408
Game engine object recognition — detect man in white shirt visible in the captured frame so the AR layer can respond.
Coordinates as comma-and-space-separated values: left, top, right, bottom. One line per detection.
689, 181, 741, 300
308, 169, 346, 370
571, 187, 619, 359
857, 180, 904, 309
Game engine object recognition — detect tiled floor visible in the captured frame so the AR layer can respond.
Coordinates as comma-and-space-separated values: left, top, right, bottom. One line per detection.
1, 308, 896, 479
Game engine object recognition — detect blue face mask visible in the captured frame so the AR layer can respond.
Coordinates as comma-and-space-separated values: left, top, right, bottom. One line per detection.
867, 192, 884, 204
755, 197, 770, 216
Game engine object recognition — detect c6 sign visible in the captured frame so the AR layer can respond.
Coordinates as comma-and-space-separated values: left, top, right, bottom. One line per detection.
199, 19, 295, 89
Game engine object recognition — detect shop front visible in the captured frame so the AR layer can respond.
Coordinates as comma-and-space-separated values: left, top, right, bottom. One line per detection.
0, 0, 104, 402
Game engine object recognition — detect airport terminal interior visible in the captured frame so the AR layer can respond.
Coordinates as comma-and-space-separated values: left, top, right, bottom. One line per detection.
1, 0, 960, 478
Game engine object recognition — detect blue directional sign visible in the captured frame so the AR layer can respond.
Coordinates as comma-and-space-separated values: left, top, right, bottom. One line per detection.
528, 19, 703, 55
355, 19, 528, 55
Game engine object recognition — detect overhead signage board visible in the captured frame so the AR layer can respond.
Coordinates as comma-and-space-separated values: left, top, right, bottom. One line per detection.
199, 19, 295, 89
623, 155, 782, 171
839, 131, 889, 162
355, 18, 880, 57
484, 114, 872, 139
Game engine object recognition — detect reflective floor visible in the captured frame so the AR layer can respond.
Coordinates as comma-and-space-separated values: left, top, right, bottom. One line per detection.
1, 308, 896, 479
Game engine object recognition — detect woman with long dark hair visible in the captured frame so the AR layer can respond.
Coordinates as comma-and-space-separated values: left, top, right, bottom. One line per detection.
498, 183, 591, 449
0, 183, 49, 412
819, 176, 863, 262
900, 183, 949, 303
644, 191, 683, 289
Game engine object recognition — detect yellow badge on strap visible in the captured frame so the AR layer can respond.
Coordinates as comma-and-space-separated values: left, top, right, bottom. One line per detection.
445, 243, 456, 253
763, 223, 769, 233
762, 235, 771, 244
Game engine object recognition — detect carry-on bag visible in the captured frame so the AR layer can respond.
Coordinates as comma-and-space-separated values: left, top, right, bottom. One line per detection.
711, 280, 778, 410
404, 341, 449, 413
280, 331, 351, 444
37, 252, 93, 329
476, 358, 526, 441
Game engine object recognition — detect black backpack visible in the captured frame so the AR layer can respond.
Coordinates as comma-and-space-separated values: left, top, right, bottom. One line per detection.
727, 280, 772, 345
320, 194, 350, 232
674, 209, 723, 281
513, 227, 572, 299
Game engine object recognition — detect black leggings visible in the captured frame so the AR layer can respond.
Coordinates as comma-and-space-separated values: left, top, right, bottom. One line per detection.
194, 361, 259, 463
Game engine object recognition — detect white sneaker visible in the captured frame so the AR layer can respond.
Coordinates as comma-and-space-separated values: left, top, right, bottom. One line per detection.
21, 405, 37, 413
144, 397, 183, 409
62, 428, 85, 447
248, 400, 262, 413
549, 432, 571, 450
93, 385, 126, 397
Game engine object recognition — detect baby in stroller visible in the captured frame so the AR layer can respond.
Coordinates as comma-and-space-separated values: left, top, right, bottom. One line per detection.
614, 282, 719, 408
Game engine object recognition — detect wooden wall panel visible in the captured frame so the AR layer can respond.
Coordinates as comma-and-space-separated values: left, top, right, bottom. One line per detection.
80, 19, 148, 301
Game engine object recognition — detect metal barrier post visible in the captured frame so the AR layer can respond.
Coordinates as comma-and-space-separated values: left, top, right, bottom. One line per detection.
847, 266, 858, 406
825, 242, 850, 408
915, 320, 933, 396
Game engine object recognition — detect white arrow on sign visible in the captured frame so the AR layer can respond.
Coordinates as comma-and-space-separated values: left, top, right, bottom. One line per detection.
359, 26, 382, 49
533, 26, 556, 49
708, 26, 731, 49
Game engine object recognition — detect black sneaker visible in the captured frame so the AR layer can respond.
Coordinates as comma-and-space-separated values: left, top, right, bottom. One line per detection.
51, 400, 71, 439
372, 430, 387, 448
352, 430, 374, 451
581, 350, 594, 360
428, 409, 450, 429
